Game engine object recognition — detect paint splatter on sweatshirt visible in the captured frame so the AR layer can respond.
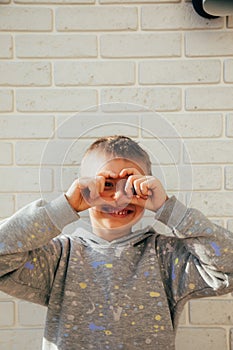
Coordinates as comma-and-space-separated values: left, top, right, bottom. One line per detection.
0, 195, 233, 350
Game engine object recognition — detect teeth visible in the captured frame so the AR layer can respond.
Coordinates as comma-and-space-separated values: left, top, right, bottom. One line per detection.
114, 210, 128, 215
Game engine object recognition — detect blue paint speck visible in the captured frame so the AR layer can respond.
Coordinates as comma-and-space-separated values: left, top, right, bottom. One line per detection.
210, 242, 221, 257
172, 264, 176, 280
24, 262, 34, 270
64, 333, 69, 337
89, 322, 105, 331
0, 242, 5, 250
144, 271, 150, 277
91, 261, 106, 268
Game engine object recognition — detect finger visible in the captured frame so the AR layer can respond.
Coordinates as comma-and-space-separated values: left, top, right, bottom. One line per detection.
97, 170, 118, 179
95, 175, 106, 194
140, 178, 155, 196
119, 167, 142, 178
124, 175, 142, 196
133, 178, 149, 199
130, 194, 148, 208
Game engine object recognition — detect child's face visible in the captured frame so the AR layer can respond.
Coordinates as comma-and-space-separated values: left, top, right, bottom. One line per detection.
81, 151, 147, 240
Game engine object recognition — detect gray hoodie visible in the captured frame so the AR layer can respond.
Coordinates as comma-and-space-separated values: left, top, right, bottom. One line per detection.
0, 195, 233, 350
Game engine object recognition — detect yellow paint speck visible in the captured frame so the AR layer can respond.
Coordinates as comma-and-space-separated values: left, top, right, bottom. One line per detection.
114, 285, 119, 289
155, 315, 161, 321
131, 321, 136, 325
175, 258, 179, 265
139, 305, 144, 310
189, 283, 195, 290
104, 330, 112, 335
105, 264, 113, 268
79, 282, 87, 289
149, 292, 160, 298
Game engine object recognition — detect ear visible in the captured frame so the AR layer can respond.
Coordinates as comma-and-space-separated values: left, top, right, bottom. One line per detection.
192, 0, 233, 18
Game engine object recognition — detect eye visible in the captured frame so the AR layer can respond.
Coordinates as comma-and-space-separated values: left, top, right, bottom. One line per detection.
104, 181, 114, 190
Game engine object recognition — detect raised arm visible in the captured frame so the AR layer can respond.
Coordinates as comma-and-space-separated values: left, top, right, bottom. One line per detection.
155, 196, 233, 327
0, 195, 79, 305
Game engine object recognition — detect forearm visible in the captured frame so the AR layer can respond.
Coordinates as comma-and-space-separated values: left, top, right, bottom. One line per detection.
155, 196, 233, 274
0, 194, 79, 260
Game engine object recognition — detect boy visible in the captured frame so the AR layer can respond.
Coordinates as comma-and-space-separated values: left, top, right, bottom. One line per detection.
0, 135, 233, 350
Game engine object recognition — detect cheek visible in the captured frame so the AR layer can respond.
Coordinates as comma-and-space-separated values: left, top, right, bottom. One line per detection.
135, 207, 145, 217
100, 191, 114, 198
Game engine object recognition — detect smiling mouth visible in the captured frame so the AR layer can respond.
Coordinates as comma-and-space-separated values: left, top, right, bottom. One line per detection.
101, 205, 134, 217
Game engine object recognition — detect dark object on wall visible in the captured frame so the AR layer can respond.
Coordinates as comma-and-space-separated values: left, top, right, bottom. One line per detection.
192, 0, 233, 18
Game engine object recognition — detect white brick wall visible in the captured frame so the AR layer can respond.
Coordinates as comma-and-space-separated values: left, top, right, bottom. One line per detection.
0, 1, 233, 349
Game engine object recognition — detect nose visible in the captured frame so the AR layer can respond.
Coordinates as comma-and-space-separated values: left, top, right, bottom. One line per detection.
112, 179, 131, 206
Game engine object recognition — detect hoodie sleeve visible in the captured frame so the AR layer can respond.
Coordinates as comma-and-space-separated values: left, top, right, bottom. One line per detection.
0, 194, 79, 305
155, 196, 233, 327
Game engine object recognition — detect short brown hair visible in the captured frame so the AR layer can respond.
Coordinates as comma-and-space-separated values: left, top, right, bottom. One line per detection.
83, 135, 152, 175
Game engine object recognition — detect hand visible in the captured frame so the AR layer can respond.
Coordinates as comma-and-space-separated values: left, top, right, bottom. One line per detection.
65, 171, 117, 212
119, 168, 168, 212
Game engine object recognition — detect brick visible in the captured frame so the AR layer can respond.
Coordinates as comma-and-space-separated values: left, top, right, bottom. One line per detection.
16, 34, 97, 58
0, 329, 43, 350
141, 113, 222, 138
141, 3, 223, 30
184, 140, 233, 164
0, 90, 13, 112
176, 327, 227, 350
56, 6, 138, 31
142, 139, 181, 165
16, 193, 49, 210
0, 194, 14, 218
0, 7, 52, 31
58, 167, 80, 192
100, 33, 181, 58
189, 192, 233, 217
55, 61, 135, 86
57, 113, 139, 138
186, 31, 233, 57
0, 62, 51, 86
186, 87, 233, 111
101, 0, 180, 3
0, 301, 15, 326
0, 291, 13, 299
0, 35, 13, 58
0, 142, 12, 165
224, 59, 233, 83
226, 114, 233, 137
152, 165, 221, 191
15, 140, 90, 165
0, 168, 53, 192
18, 302, 46, 326
225, 166, 233, 190
101, 88, 181, 112
228, 16, 233, 28
16, 89, 97, 112
139, 60, 220, 85
190, 300, 233, 324
15, 0, 93, 3
15, 141, 46, 165
0, 115, 54, 139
